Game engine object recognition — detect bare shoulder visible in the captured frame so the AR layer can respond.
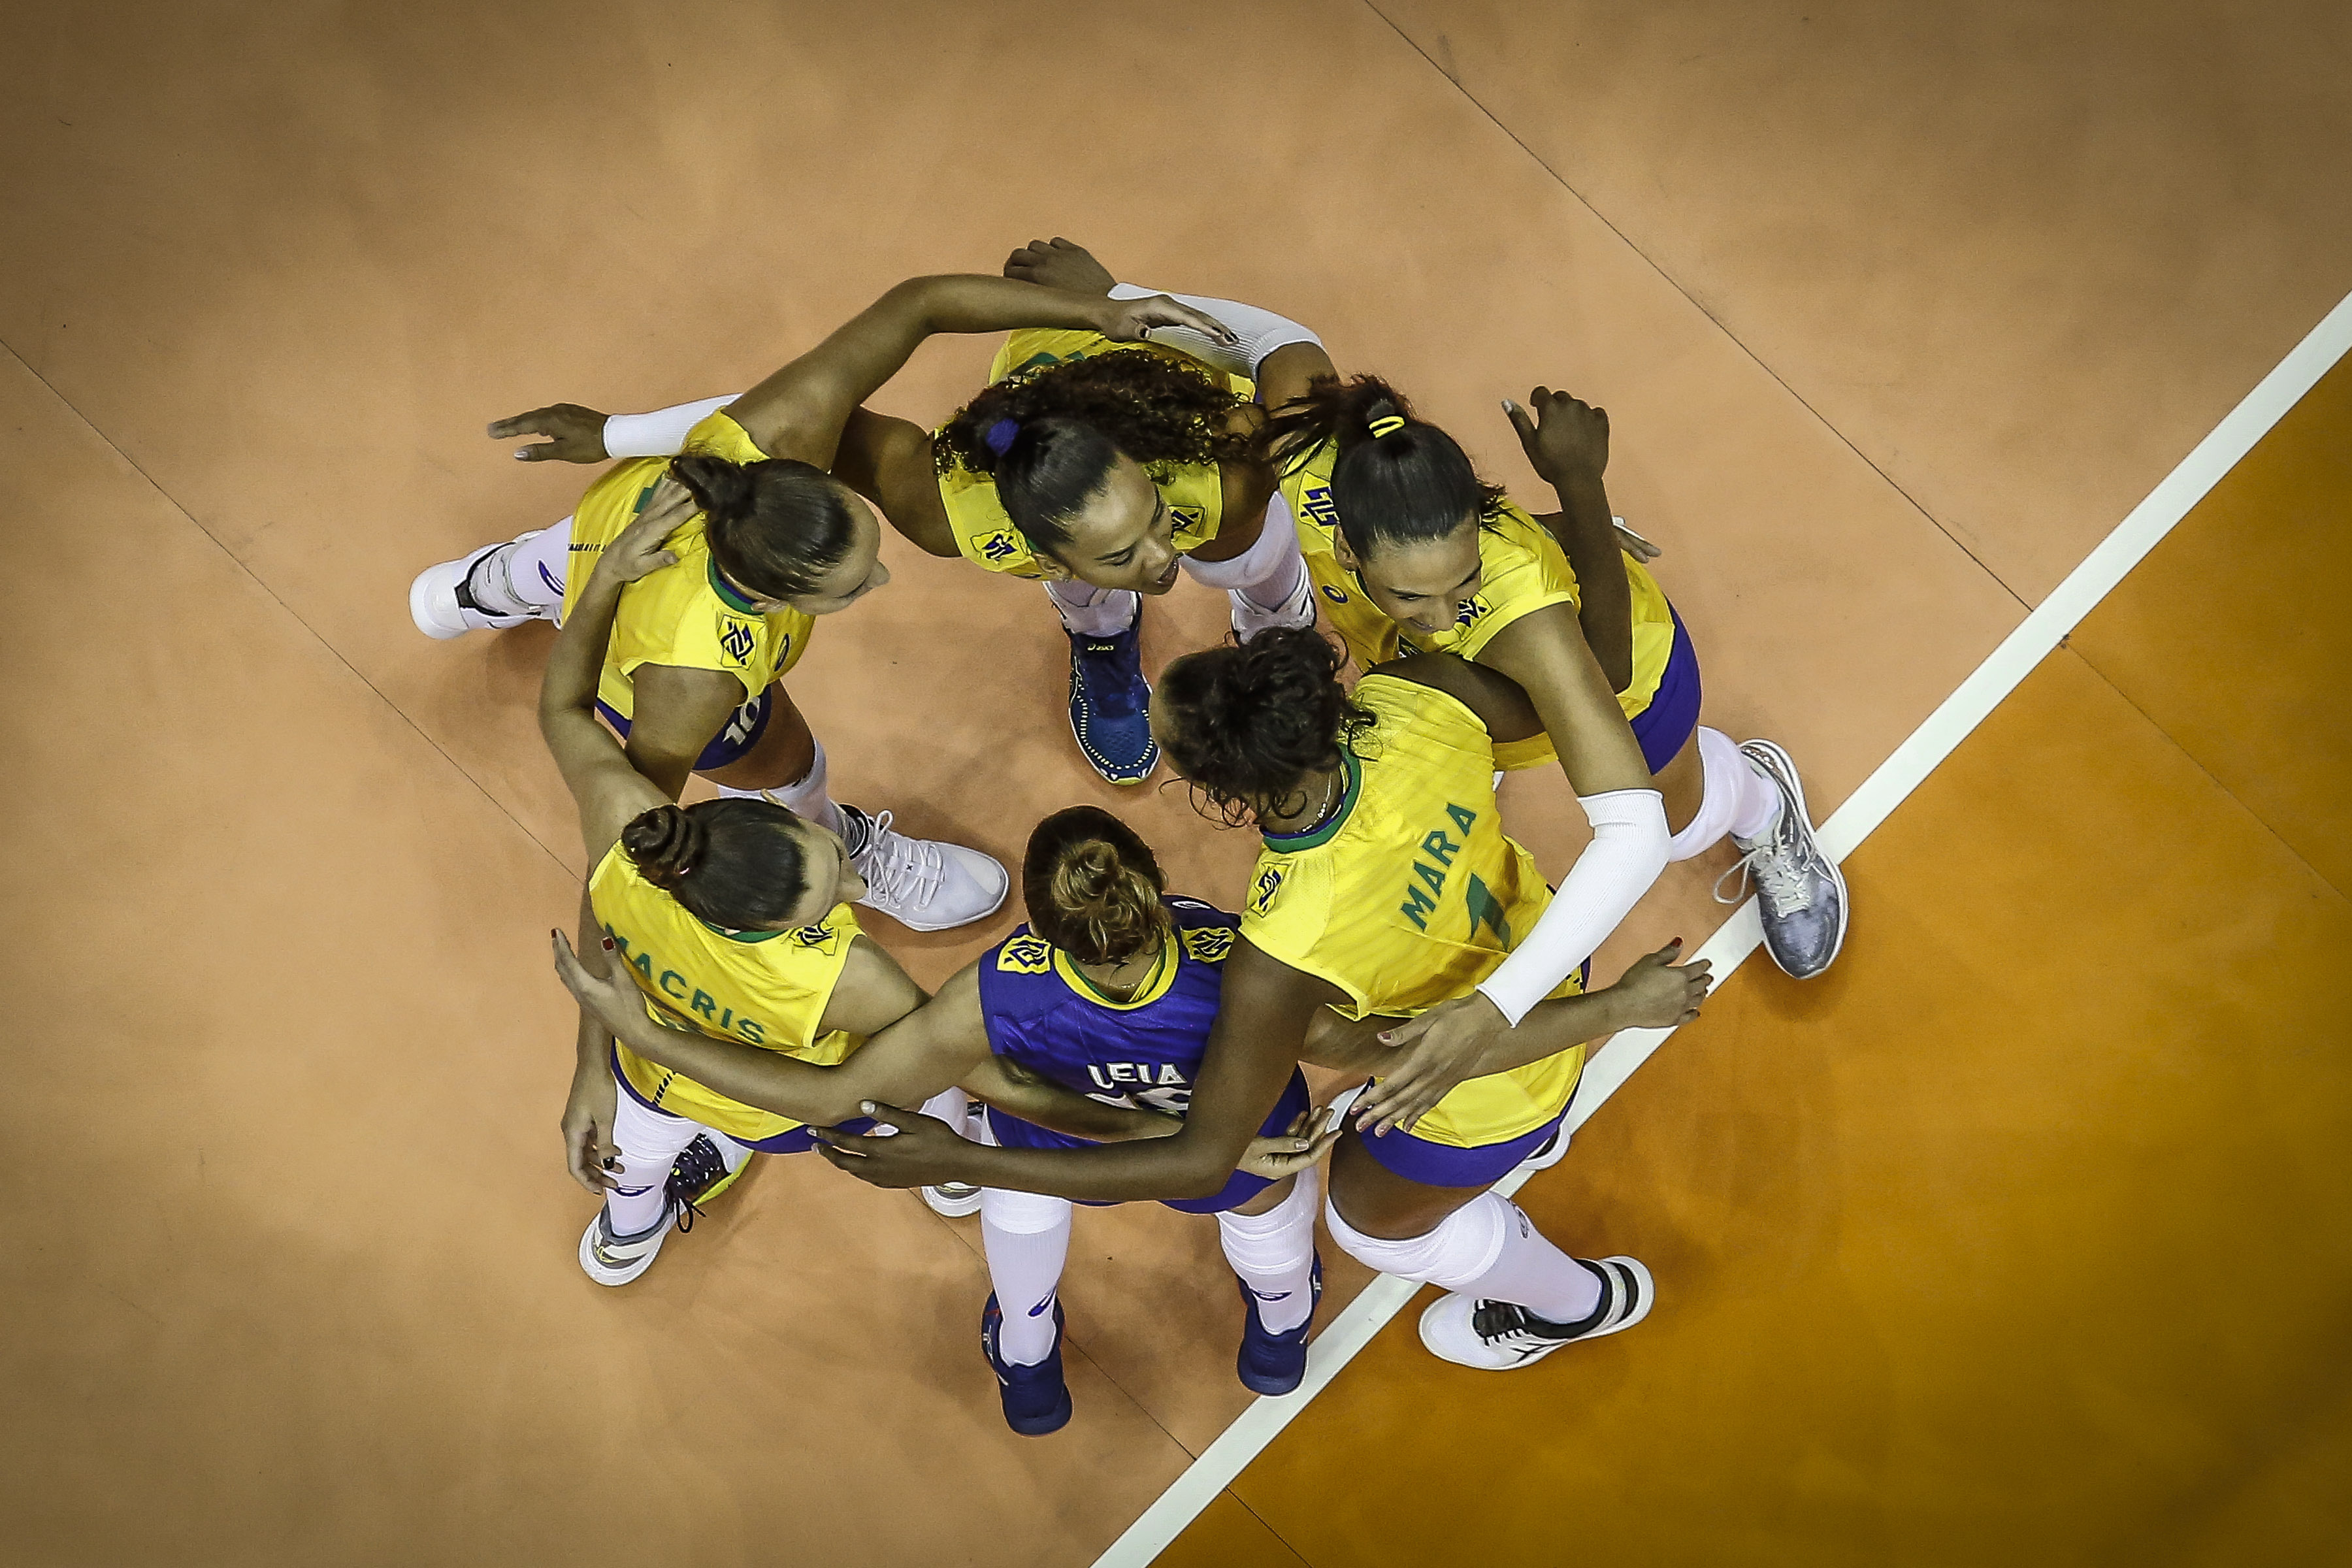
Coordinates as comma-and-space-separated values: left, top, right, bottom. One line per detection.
1366, 652, 1543, 744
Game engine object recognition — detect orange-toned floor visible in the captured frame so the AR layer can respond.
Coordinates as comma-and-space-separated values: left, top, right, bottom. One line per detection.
0, 3, 2344, 1564
1156, 357, 2352, 1567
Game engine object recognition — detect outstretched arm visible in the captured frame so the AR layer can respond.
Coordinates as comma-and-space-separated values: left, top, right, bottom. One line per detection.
809, 939, 1339, 1201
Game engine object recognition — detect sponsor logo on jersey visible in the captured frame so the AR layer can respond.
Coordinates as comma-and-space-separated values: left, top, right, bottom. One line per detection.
979, 530, 1022, 564
1181, 925, 1235, 964
719, 618, 758, 664
1248, 866, 1285, 915
997, 934, 1054, 973
1320, 583, 1350, 604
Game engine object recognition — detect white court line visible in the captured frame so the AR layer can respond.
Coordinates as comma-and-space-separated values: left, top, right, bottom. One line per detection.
1093, 287, 2352, 1568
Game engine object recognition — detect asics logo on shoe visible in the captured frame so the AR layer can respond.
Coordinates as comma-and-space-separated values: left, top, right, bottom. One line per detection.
1250, 1289, 1292, 1302
1026, 1293, 1058, 1319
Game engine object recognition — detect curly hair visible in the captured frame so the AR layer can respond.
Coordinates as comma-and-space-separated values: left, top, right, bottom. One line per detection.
1258, 373, 1507, 556
932, 351, 1255, 554
1021, 806, 1171, 966
1154, 627, 1377, 826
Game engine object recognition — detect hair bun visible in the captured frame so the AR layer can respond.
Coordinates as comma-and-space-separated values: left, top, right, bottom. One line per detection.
671, 453, 755, 522
619, 804, 708, 889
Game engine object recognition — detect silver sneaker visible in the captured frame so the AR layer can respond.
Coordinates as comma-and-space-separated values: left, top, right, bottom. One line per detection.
577, 1201, 676, 1288
841, 804, 1009, 933
1714, 738, 1848, 979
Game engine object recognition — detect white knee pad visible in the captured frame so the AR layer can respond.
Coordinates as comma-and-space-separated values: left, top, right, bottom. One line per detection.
1324, 1190, 1510, 1291
1177, 490, 1303, 593
1215, 1166, 1320, 1272
979, 1186, 1074, 1235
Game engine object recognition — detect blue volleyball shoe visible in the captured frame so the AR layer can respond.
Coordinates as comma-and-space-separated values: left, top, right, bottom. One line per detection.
1235, 1253, 1322, 1396
981, 1292, 1074, 1436
1065, 602, 1158, 785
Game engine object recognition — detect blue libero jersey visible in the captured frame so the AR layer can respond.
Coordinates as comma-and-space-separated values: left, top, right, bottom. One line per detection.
975, 894, 1310, 1214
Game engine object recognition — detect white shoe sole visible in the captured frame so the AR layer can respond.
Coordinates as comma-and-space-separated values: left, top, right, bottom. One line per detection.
923, 1185, 984, 1218
410, 542, 534, 640
1416, 1256, 1655, 1370
1741, 738, 1850, 976
578, 1212, 670, 1287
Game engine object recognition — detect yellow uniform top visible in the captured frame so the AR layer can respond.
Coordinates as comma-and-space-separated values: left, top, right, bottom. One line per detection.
935, 329, 1252, 578
589, 842, 865, 1143
1277, 444, 1676, 770
559, 410, 815, 722
1239, 673, 1584, 1149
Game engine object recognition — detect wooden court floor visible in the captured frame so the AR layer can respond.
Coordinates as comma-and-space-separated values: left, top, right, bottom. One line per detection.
0, 3, 2344, 1564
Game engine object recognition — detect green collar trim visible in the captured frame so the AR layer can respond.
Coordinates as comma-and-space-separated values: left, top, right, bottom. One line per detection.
1260, 749, 1361, 853
707, 560, 762, 615
699, 919, 786, 943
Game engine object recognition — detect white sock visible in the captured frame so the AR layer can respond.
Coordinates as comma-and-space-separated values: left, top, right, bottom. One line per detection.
1215, 1166, 1320, 1335
980, 1187, 1075, 1365
1667, 726, 1784, 860
1326, 1190, 1600, 1324
717, 740, 847, 840
1045, 578, 1139, 637
604, 1088, 707, 1236
920, 1086, 972, 1140
469, 517, 572, 616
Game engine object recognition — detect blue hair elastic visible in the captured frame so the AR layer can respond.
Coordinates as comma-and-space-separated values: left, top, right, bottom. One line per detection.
984, 417, 1021, 456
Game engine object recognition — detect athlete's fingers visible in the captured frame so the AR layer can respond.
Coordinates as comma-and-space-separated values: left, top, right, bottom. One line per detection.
487, 409, 563, 440
855, 1101, 921, 1134
1501, 398, 1538, 446
1375, 1013, 1431, 1048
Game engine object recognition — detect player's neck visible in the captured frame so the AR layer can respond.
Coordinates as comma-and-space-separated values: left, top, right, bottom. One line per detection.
1258, 764, 1343, 836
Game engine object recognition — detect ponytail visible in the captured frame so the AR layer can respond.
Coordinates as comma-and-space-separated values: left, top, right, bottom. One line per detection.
1259, 374, 1505, 556
671, 451, 860, 602
1021, 806, 1170, 965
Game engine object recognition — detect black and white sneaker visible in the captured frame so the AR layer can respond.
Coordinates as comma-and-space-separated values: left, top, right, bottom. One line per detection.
1417, 1255, 1654, 1371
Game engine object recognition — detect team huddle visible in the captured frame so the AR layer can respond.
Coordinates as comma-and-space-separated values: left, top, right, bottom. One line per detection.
410, 239, 1848, 1433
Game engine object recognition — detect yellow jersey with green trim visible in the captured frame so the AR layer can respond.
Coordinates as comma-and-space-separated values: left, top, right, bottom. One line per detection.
935, 329, 1250, 578
1277, 442, 1674, 770
559, 410, 814, 721
589, 842, 864, 1143
1239, 673, 1584, 1149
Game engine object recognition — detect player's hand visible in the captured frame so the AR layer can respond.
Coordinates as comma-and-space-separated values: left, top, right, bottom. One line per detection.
560, 1064, 622, 1194
1610, 939, 1712, 1030
808, 1102, 975, 1190
593, 479, 693, 583
1352, 992, 1513, 1137
1613, 519, 1663, 563
1004, 236, 1117, 295
1503, 388, 1609, 488
551, 928, 645, 1030
1098, 292, 1237, 349
490, 403, 612, 464
1239, 1107, 1341, 1179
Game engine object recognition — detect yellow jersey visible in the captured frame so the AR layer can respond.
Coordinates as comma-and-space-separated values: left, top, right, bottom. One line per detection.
935, 329, 1251, 578
589, 841, 864, 1143
1239, 673, 1584, 1149
1277, 444, 1675, 770
560, 410, 814, 721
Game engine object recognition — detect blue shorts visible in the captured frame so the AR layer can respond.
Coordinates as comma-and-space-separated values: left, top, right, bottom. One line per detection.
1352, 1064, 1584, 1190
611, 1048, 871, 1154
597, 685, 774, 775
1627, 604, 1702, 776
985, 1071, 1315, 1215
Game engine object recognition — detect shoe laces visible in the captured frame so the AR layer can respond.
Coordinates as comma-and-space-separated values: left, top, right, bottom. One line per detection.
1714, 838, 1816, 917
667, 1134, 731, 1213
1469, 1299, 1566, 1348
851, 809, 945, 907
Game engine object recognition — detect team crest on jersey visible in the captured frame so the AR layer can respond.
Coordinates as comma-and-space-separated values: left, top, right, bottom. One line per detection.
996, 934, 1054, 973
1454, 598, 1490, 627
1170, 505, 1205, 539
719, 618, 758, 664
792, 923, 840, 951
1181, 925, 1235, 964
979, 530, 1022, 564
1320, 583, 1350, 604
1248, 866, 1284, 915
1298, 485, 1339, 527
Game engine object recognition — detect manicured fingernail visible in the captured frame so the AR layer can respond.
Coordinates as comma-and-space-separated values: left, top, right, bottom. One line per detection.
601, 937, 615, 951
860, 1101, 876, 1114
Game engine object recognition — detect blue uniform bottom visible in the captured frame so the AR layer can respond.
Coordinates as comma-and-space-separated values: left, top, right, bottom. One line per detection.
1626, 604, 1703, 776
612, 1047, 872, 1153
1352, 1062, 1585, 1189
985, 1071, 1315, 1215
597, 684, 774, 775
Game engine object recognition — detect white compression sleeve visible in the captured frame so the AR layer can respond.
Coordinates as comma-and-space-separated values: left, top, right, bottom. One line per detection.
1475, 788, 1671, 1025
603, 395, 739, 459
1107, 282, 1323, 379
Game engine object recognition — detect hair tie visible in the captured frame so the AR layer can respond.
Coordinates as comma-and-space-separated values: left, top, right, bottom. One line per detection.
984, 418, 1021, 456
1368, 414, 1407, 439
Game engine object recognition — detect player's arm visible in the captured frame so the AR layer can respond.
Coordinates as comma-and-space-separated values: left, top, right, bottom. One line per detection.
810, 939, 1339, 1201
1505, 389, 1633, 691
957, 1053, 1186, 1144
828, 406, 960, 559
728, 276, 1236, 469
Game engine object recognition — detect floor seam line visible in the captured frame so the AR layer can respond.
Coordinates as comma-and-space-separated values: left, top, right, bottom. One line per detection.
1356, 0, 2034, 614
2061, 642, 2348, 902
0, 335, 579, 881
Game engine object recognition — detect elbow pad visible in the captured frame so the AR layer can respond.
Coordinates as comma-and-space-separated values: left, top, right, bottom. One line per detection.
603, 395, 739, 459
1475, 789, 1669, 1026
1107, 282, 1323, 379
